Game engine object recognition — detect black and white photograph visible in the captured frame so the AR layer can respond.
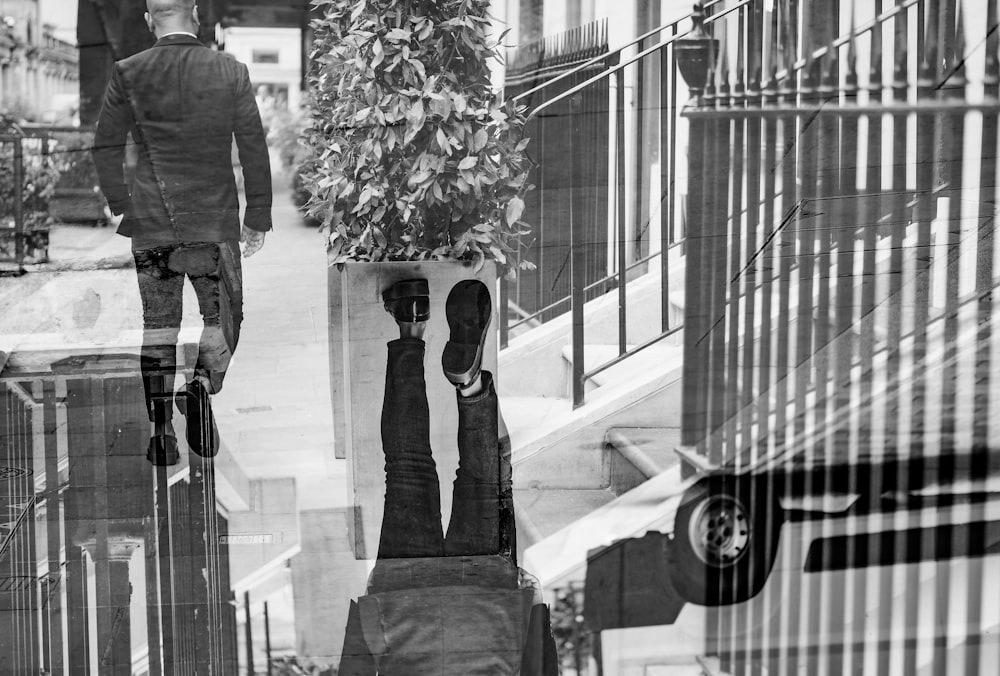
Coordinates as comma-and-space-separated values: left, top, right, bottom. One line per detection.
2, 0, 1000, 674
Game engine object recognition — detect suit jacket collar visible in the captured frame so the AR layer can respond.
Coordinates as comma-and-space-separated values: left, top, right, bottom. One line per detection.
154, 34, 203, 47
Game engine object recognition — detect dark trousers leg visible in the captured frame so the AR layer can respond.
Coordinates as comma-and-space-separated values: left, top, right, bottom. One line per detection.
377, 338, 445, 559
444, 371, 512, 557
134, 247, 184, 423
188, 242, 243, 394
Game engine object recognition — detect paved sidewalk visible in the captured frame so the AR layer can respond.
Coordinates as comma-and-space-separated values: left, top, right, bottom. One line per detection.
1, 190, 348, 510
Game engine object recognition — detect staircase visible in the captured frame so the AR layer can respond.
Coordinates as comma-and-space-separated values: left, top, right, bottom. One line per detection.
499, 262, 692, 586
494, 2, 710, 587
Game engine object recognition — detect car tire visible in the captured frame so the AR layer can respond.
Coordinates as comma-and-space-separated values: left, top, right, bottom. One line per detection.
671, 474, 783, 606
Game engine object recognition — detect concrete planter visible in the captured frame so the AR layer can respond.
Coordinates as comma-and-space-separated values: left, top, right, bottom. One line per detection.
327, 258, 499, 559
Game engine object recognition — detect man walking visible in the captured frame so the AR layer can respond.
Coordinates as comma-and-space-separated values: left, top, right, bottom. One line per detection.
93, 0, 272, 465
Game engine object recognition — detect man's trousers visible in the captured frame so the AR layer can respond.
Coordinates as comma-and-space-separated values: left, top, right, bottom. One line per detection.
133, 241, 243, 423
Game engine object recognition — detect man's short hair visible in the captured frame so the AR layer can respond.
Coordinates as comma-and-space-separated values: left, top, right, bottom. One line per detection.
146, 0, 196, 21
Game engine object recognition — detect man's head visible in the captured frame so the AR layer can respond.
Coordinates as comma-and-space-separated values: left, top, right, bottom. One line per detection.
144, 0, 199, 37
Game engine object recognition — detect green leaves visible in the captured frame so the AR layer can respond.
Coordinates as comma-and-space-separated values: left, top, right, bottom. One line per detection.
301, 0, 535, 272
505, 196, 524, 226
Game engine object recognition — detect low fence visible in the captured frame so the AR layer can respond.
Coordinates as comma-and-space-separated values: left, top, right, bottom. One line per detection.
1, 123, 106, 272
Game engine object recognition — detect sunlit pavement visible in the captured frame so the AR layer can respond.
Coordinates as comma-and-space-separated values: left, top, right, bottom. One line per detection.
1, 189, 349, 510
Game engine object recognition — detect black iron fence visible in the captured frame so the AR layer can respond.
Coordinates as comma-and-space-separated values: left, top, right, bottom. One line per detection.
0, 353, 239, 674
502, 19, 615, 330
0, 131, 29, 271
501, 1, 734, 407
674, 0, 1000, 673
1, 123, 106, 272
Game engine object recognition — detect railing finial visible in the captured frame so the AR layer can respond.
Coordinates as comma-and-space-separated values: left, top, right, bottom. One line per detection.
676, 1, 719, 103
691, 2, 709, 39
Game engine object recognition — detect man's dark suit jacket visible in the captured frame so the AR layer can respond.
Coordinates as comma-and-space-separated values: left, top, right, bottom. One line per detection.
93, 34, 272, 250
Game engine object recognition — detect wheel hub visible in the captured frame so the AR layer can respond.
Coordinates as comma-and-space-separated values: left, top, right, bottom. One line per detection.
688, 494, 750, 568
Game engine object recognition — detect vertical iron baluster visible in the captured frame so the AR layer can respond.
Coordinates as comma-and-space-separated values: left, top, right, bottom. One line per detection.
661, 28, 674, 334
707, 22, 731, 469
669, 20, 681, 269
773, 0, 802, 671
849, 3, 884, 670
12, 138, 24, 271
616, 55, 628, 340
971, 14, 994, 673
896, 3, 940, 673
870, 5, 911, 671
800, 31, 832, 676
829, 10, 849, 671
570, 89, 586, 408
40, 383, 64, 674
618, 48, 628, 356
758, 6, 781, 474
635, 29, 649, 272
964, 5, 999, 674
756, 7, 783, 674
773, 0, 798, 468
724, 23, 747, 472
932, 3, 967, 673
793, 60, 819, 449
742, 4, 764, 470
718, 16, 743, 667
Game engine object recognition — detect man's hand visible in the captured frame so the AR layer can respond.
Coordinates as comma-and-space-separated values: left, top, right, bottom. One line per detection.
241, 225, 266, 258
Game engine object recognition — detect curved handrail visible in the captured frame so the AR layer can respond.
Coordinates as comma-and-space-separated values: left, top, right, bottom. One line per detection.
525, 0, 753, 121
510, 0, 729, 105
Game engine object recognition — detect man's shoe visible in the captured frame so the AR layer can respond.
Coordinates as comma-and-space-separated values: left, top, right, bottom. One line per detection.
442, 280, 492, 388
383, 278, 430, 323
176, 380, 220, 458
147, 434, 180, 466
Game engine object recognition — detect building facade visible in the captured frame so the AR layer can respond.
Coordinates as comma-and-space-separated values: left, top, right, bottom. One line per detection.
0, 0, 78, 122
221, 26, 304, 114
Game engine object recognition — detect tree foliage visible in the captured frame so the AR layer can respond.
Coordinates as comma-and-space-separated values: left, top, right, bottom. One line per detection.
302, 0, 535, 273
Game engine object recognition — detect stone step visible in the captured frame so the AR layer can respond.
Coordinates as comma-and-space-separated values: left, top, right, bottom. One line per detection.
511, 426, 683, 563
514, 487, 617, 551
522, 465, 693, 592
560, 340, 684, 398
605, 426, 682, 494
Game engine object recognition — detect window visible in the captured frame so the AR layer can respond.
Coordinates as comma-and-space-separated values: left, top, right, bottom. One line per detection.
251, 49, 279, 64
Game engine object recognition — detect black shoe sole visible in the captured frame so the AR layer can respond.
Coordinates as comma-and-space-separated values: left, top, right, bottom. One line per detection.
176, 381, 220, 458
147, 434, 180, 466
442, 280, 492, 387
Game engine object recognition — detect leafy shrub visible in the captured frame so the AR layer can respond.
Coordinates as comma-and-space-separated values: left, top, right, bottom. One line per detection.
302, 0, 534, 273
51, 131, 102, 192
0, 140, 66, 230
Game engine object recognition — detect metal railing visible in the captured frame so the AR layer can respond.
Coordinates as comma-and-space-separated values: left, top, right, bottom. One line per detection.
1, 123, 102, 272
501, 0, 744, 407
676, 2, 1000, 672
0, 128, 27, 272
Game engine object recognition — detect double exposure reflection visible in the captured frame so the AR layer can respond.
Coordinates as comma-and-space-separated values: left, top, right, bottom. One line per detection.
91, 0, 271, 466
339, 278, 557, 673
5, 0, 1000, 674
